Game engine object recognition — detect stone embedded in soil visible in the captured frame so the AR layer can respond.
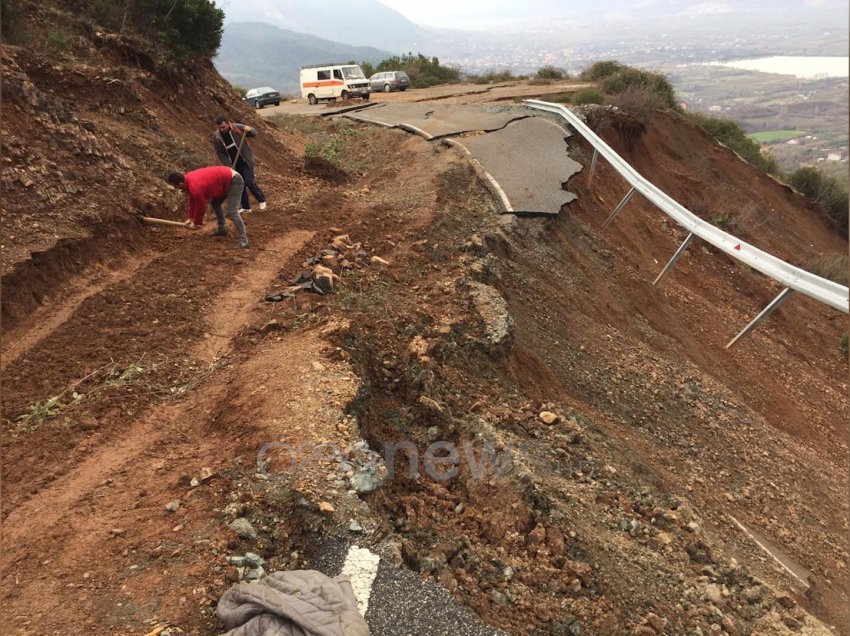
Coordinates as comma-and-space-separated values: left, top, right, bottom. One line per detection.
467, 281, 514, 357
319, 501, 335, 514
349, 520, 364, 533
229, 517, 258, 540
244, 552, 265, 568
490, 590, 508, 605
705, 583, 722, 604
539, 411, 559, 425
350, 470, 383, 495
165, 500, 180, 512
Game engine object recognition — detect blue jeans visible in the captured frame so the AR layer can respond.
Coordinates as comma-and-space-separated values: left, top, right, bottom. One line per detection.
236, 161, 266, 210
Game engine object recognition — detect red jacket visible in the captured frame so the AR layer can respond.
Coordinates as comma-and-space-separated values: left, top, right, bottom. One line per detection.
184, 166, 235, 224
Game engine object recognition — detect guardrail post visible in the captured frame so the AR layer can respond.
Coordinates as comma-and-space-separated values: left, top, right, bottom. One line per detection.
588, 148, 599, 185
602, 187, 635, 229
726, 288, 794, 349
653, 233, 694, 285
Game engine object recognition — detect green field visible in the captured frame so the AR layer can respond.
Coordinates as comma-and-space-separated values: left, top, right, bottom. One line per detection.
748, 130, 807, 143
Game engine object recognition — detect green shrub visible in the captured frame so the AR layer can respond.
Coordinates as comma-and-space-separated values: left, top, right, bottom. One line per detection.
359, 53, 460, 88
528, 78, 553, 86
789, 166, 849, 237
684, 111, 779, 175
467, 70, 522, 84
600, 67, 677, 110
580, 60, 624, 82
537, 65, 569, 80
90, 0, 224, 59
47, 29, 73, 51
571, 88, 605, 105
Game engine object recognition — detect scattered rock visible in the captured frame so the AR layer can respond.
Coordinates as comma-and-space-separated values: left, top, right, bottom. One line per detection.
243, 552, 265, 568
686, 521, 700, 533
645, 612, 666, 632
189, 478, 200, 488
467, 281, 514, 358
490, 590, 508, 605
539, 411, 559, 425
349, 519, 364, 533
350, 471, 382, 495
776, 594, 796, 609
319, 501, 335, 514
165, 500, 180, 512
705, 583, 722, 604
199, 467, 215, 482
742, 585, 762, 604
229, 517, 258, 540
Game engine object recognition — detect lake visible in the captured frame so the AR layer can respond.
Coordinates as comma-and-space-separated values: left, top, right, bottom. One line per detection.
710, 56, 849, 79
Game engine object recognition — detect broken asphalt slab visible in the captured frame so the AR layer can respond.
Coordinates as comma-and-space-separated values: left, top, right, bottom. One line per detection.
449, 117, 582, 216
342, 103, 526, 140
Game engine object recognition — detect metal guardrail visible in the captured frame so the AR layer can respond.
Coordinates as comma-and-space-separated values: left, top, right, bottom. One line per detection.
525, 100, 848, 345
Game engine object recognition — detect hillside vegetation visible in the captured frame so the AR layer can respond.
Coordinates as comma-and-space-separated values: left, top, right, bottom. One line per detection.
359, 53, 460, 88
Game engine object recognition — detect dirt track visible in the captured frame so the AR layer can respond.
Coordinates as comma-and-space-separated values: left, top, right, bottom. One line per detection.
2, 29, 848, 636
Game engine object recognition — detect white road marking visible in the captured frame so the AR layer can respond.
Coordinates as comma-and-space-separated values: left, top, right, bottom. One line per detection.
341, 545, 381, 616
729, 515, 810, 588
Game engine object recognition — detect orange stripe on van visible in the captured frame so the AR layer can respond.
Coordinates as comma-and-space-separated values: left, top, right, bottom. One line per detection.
301, 80, 346, 88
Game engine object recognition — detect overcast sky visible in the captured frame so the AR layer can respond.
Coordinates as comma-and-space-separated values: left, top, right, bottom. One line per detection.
378, 0, 839, 28
378, 0, 570, 27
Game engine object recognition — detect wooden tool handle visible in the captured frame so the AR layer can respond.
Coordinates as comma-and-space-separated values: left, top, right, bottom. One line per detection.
141, 216, 189, 228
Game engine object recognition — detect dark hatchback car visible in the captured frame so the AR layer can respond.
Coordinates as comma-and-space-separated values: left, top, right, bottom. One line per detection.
243, 87, 280, 109
369, 71, 410, 92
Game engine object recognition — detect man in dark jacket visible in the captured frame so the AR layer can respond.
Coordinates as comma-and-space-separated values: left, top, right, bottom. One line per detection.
167, 166, 249, 249
212, 116, 267, 214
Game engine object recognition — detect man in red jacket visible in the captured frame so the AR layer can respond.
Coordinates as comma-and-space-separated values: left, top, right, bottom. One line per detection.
167, 166, 249, 249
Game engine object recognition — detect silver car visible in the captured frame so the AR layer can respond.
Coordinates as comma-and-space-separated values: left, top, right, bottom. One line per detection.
369, 71, 410, 92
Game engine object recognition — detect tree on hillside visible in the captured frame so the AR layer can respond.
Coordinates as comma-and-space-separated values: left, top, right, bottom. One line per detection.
91, 0, 224, 59
358, 52, 460, 87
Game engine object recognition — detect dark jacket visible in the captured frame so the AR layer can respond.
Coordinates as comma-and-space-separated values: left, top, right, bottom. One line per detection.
212, 123, 257, 169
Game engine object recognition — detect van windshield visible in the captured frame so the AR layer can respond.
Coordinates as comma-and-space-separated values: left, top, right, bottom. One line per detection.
342, 66, 365, 80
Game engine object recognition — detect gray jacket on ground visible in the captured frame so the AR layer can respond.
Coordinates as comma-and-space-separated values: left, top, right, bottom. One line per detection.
216, 570, 369, 636
212, 123, 257, 169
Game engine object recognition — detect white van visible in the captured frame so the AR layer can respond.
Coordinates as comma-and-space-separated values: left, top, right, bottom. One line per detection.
300, 63, 371, 104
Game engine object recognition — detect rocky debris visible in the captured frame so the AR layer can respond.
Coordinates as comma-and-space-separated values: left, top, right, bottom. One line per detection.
229, 517, 258, 541
349, 519, 364, 533
266, 234, 389, 301
227, 552, 267, 582
318, 501, 336, 514
467, 281, 514, 357
165, 500, 180, 512
325, 439, 387, 496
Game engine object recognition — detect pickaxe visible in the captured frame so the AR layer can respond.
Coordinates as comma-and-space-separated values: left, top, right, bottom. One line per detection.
128, 209, 190, 228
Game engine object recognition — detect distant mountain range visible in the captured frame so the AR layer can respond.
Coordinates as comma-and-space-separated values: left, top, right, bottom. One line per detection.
215, 22, 393, 94
218, 0, 429, 53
